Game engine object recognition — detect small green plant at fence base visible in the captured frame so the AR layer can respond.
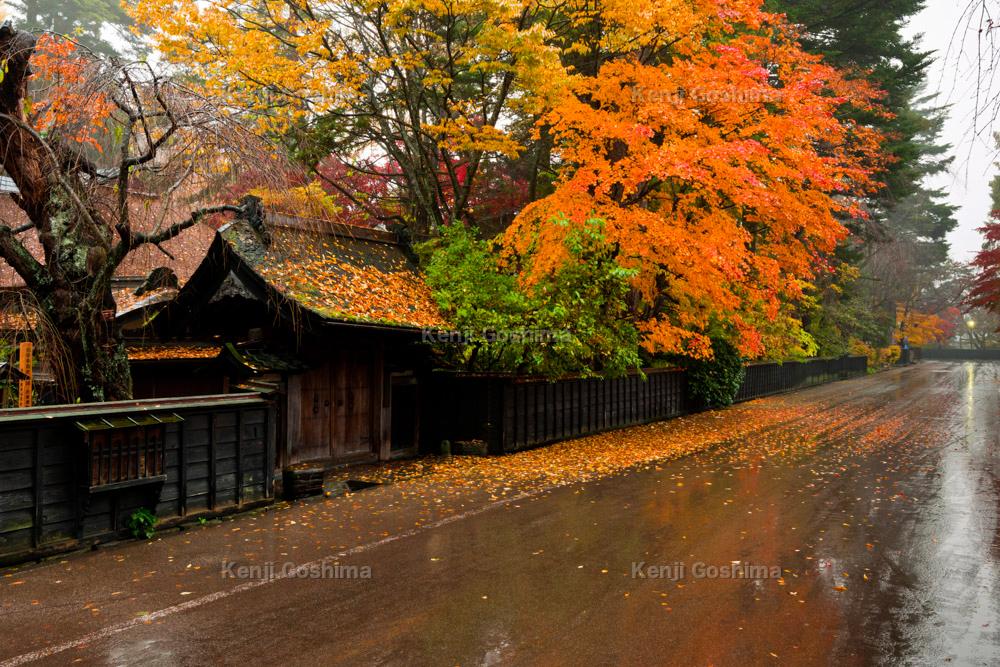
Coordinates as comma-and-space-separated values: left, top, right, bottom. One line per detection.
127, 508, 157, 540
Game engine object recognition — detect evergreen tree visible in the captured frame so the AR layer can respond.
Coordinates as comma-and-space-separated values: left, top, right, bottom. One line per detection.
8, 0, 141, 57
769, 0, 958, 349
769, 0, 955, 244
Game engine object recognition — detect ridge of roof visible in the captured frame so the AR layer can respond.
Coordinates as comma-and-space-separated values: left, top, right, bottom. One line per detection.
265, 212, 402, 245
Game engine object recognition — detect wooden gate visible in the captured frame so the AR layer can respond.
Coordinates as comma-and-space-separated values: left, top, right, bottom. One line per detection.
289, 346, 379, 465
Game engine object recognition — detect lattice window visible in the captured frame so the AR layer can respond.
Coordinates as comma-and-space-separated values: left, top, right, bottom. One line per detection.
75, 414, 182, 490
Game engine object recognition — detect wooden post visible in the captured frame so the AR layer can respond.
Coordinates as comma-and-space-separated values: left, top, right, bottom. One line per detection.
264, 402, 276, 499
32, 429, 42, 549
18, 342, 33, 408
207, 413, 217, 511
235, 410, 243, 506
178, 422, 188, 517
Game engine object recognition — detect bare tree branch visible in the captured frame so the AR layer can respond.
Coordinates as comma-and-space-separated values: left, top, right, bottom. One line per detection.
131, 204, 243, 248
0, 225, 48, 290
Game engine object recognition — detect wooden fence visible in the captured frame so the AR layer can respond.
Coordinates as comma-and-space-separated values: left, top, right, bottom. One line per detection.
733, 356, 868, 402
0, 394, 276, 565
427, 356, 867, 455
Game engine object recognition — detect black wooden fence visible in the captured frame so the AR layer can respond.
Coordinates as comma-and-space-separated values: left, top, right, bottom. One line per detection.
0, 394, 275, 565
428, 356, 867, 455
733, 356, 868, 402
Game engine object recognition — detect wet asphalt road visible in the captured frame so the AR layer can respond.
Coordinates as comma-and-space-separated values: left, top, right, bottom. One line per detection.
1, 361, 998, 666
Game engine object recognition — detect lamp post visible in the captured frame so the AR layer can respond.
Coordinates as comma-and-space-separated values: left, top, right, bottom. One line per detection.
965, 318, 976, 349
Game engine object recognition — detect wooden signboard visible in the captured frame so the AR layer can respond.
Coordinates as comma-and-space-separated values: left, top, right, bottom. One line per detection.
18, 342, 32, 408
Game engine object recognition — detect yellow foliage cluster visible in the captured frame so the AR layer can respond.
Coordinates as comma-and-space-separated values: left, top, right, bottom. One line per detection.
849, 339, 900, 371
130, 0, 563, 137
249, 182, 342, 221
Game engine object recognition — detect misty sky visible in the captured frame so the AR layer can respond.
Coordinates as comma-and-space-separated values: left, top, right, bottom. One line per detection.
905, 0, 996, 262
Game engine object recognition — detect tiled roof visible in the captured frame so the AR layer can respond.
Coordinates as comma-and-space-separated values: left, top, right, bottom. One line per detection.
0, 310, 37, 331
219, 214, 447, 330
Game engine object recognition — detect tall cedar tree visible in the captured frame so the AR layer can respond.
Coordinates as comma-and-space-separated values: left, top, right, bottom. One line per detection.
7, 0, 142, 57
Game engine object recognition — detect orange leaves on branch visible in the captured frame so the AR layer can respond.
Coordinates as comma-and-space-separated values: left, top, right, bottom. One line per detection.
28, 34, 114, 151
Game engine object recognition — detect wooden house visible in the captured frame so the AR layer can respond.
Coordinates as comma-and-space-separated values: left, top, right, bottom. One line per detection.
132, 211, 448, 470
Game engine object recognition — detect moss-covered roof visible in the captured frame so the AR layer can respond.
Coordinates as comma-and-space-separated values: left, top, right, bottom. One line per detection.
219, 215, 447, 330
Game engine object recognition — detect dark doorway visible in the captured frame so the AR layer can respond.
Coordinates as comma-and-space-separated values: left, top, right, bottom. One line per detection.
390, 376, 418, 456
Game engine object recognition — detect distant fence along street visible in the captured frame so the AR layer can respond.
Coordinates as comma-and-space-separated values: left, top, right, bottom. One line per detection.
427, 356, 868, 455
735, 356, 867, 402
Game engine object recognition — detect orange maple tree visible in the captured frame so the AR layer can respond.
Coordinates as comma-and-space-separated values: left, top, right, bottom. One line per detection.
504, 0, 886, 359
27, 34, 115, 151
895, 305, 952, 346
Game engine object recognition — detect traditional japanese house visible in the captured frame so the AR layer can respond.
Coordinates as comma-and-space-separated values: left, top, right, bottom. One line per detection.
135, 210, 448, 470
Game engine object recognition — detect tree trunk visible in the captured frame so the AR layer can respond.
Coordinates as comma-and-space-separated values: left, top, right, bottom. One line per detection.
0, 25, 261, 404
65, 303, 132, 403
42, 276, 133, 403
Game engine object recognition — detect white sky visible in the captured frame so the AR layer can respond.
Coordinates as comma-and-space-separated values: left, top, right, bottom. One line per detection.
904, 0, 996, 262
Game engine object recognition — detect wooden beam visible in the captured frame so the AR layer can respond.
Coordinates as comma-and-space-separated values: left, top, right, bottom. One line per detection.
374, 341, 389, 461
235, 410, 243, 506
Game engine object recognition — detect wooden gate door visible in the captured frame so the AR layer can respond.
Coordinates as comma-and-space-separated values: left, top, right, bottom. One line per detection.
331, 347, 376, 461
298, 364, 332, 462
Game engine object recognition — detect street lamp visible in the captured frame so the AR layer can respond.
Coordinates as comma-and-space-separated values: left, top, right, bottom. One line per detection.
965, 318, 976, 349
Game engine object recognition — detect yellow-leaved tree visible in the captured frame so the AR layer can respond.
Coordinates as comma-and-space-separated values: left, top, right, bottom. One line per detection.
132, 0, 566, 231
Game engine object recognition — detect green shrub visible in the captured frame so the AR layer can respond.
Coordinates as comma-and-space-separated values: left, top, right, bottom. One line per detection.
685, 338, 746, 408
126, 508, 157, 540
417, 219, 641, 378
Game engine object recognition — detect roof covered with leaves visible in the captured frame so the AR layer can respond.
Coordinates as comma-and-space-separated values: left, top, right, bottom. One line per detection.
126, 342, 223, 361
219, 214, 447, 330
